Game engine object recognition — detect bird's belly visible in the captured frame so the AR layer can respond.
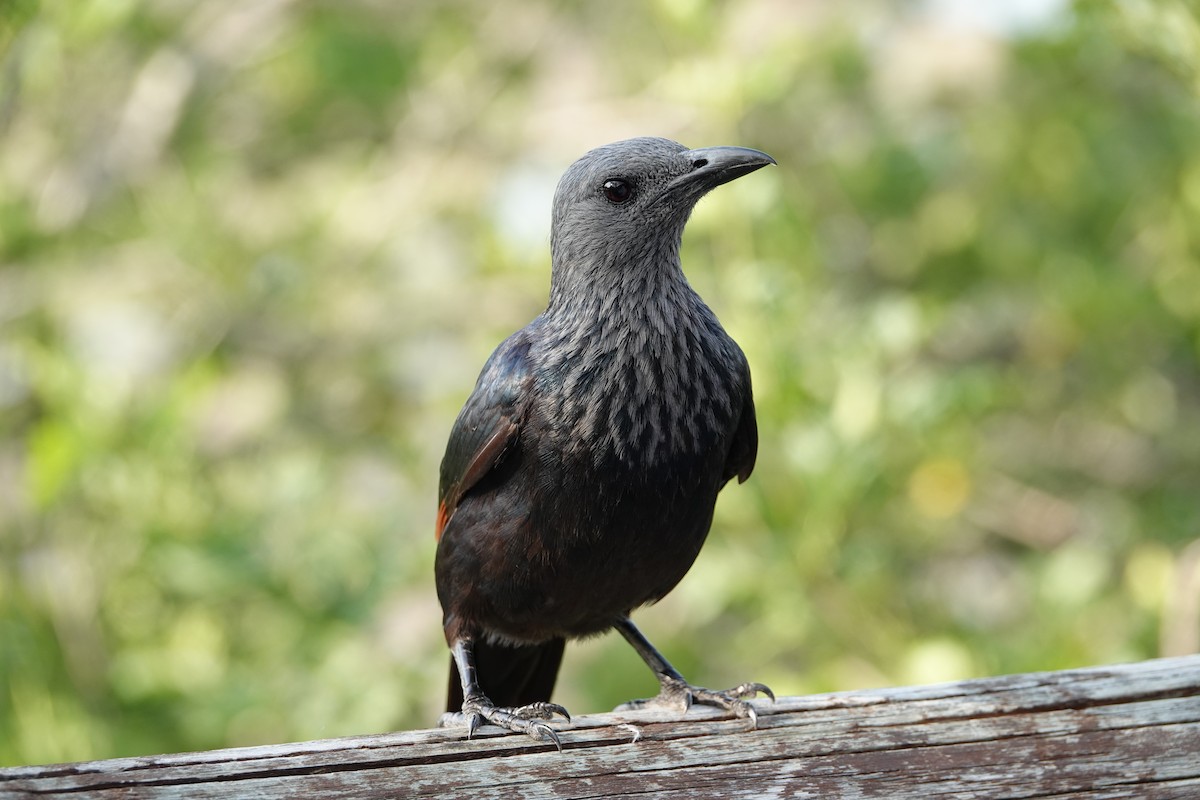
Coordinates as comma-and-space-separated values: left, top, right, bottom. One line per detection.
463, 454, 723, 641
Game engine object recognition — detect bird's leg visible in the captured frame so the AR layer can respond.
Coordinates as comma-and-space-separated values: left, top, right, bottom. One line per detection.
438, 638, 571, 748
613, 617, 774, 726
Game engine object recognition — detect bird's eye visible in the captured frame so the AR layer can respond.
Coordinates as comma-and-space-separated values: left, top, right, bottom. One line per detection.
602, 179, 633, 204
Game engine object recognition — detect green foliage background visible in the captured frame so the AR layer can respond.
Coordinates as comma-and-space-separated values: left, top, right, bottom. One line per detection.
2, 0, 1199, 766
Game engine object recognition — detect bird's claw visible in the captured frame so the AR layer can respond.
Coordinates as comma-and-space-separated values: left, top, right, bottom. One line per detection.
513, 701, 571, 721
617, 676, 774, 727
444, 696, 570, 750
689, 680, 775, 727
723, 681, 776, 702
529, 721, 562, 749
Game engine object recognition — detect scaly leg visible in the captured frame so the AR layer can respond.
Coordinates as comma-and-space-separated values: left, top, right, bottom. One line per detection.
614, 617, 774, 726
438, 638, 570, 748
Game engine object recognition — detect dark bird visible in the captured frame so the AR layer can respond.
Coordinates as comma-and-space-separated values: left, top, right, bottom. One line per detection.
434, 136, 775, 746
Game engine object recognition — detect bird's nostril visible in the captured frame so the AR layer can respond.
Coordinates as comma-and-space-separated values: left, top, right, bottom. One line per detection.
692, 158, 708, 169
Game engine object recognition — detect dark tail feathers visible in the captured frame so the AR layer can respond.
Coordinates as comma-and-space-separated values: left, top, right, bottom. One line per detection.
446, 638, 565, 712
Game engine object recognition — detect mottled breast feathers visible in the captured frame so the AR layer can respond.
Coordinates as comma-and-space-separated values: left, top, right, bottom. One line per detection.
435, 313, 758, 541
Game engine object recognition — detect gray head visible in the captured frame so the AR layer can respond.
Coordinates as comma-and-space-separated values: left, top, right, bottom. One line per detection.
535, 137, 773, 462
548, 137, 775, 296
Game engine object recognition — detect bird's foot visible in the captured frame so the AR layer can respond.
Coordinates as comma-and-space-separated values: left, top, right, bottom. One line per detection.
616, 676, 775, 727
440, 696, 571, 749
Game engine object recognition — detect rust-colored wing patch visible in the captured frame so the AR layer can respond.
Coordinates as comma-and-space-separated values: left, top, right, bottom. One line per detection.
435, 418, 519, 541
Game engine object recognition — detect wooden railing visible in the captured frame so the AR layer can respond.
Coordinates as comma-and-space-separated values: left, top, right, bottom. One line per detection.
3, 655, 1199, 799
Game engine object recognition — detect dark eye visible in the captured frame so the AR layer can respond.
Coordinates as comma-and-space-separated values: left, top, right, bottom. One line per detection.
602, 179, 633, 204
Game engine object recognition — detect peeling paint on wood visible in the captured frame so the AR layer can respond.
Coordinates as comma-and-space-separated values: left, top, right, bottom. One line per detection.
3, 656, 1199, 799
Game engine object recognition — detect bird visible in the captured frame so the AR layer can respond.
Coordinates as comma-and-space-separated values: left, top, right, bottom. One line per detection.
434, 136, 775, 747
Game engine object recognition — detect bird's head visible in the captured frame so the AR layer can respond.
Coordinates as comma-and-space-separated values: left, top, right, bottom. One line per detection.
549, 137, 775, 274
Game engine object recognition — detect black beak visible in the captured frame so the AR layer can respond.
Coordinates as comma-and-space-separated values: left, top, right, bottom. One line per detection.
668, 146, 776, 197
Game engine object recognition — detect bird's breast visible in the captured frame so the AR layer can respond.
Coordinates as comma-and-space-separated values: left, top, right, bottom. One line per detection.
534, 329, 743, 471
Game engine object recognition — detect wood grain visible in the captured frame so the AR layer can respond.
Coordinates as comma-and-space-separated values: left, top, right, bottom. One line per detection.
4, 655, 1199, 799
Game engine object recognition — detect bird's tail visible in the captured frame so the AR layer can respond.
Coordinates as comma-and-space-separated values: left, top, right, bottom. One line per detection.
446, 637, 565, 712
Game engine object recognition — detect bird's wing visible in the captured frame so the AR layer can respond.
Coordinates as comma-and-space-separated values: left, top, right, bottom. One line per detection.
436, 334, 533, 540
724, 370, 758, 485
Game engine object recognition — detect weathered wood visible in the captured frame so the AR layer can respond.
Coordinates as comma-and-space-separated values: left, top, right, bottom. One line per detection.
3, 656, 1199, 799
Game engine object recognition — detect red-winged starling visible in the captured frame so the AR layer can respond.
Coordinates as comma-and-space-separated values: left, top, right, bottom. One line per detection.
434, 137, 776, 747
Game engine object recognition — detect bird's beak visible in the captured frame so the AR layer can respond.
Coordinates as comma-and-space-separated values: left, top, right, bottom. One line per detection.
665, 146, 777, 199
